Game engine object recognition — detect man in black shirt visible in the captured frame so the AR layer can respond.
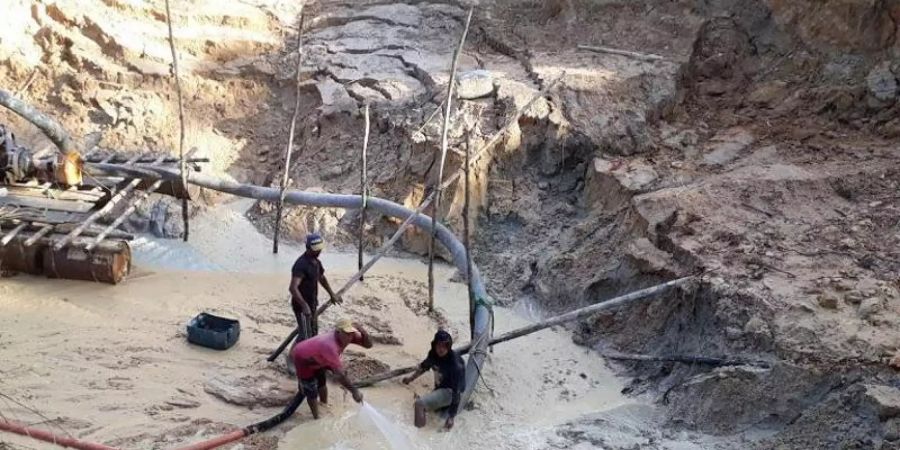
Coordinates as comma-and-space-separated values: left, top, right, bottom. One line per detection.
402, 329, 466, 430
290, 233, 341, 340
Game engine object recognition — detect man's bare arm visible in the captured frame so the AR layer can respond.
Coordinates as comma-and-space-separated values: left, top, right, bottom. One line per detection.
402, 367, 427, 384
290, 276, 312, 315
319, 275, 341, 303
353, 323, 374, 349
333, 369, 363, 403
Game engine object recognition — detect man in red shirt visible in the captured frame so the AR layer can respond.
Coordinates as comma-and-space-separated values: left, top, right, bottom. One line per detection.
291, 318, 373, 418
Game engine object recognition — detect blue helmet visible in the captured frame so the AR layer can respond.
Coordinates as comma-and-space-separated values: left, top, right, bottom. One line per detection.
306, 233, 325, 251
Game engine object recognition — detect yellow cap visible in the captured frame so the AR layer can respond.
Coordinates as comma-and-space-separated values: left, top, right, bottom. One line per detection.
335, 318, 358, 334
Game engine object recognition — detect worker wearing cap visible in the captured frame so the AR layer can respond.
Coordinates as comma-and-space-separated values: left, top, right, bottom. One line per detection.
290, 233, 342, 340
402, 329, 466, 430
291, 318, 373, 418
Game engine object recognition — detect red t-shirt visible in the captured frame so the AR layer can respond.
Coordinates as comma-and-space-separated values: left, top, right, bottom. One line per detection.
291, 330, 362, 379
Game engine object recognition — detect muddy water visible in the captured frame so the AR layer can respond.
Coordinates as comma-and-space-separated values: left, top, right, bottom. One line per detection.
130, 198, 644, 450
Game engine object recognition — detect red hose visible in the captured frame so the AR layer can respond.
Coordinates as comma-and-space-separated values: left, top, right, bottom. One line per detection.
0, 418, 118, 450
172, 429, 248, 450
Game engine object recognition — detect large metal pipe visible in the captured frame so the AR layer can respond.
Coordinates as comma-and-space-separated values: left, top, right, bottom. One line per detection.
0, 90, 75, 154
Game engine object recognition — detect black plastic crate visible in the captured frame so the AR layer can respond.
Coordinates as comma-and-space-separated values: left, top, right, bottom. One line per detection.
187, 313, 240, 350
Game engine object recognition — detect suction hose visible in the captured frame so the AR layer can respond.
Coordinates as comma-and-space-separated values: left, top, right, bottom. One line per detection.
0, 418, 117, 450
174, 392, 305, 450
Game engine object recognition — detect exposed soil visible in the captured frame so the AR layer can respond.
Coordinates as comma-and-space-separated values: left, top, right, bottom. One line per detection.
3, 0, 900, 448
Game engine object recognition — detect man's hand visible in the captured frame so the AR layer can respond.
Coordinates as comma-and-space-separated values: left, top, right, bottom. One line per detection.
299, 302, 312, 316
331, 294, 343, 305
444, 417, 454, 430
351, 388, 364, 403
401, 376, 413, 385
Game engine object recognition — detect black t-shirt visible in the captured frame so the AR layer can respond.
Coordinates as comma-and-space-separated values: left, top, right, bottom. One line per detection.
419, 349, 466, 417
291, 253, 324, 308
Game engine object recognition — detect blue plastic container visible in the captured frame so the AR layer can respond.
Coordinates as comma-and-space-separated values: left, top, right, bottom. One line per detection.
187, 313, 240, 350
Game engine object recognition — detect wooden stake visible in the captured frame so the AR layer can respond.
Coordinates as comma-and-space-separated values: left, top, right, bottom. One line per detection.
52, 154, 149, 250
0, 223, 27, 247
353, 276, 695, 387
163, 0, 190, 242
358, 103, 370, 279
464, 130, 475, 339
576, 44, 665, 62
24, 225, 52, 247
273, 12, 306, 254
429, 7, 473, 312
84, 179, 164, 251
601, 352, 766, 368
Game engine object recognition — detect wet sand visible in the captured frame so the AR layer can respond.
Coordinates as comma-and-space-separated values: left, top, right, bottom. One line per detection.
0, 198, 636, 449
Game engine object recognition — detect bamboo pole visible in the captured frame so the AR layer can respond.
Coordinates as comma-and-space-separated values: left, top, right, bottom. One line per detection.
601, 352, 766, 368
82, 155, 210, 164
358, 103, 370, 279
0, 223, 27, 247
464, 130, 475, 339
84, 179, 164, 251
52, 154, 146, 250
163, 0, 189, 242
23, 224, 52, 246
353, 276, 694, 387
429, 7, 473, 312
273, 12, 306, 254
576, 44, 665, 62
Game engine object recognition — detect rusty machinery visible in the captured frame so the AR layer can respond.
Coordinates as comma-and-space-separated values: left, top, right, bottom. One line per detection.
0, 124, 130, 283
1, 124, 83, 186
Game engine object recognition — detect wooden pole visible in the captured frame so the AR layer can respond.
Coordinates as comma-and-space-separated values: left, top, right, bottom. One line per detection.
84, 179, 164, 251
576, 44, 665, 62
23, 224, 53, 246
163, 0, 190, 242
436, 74, 563, 194
0, 223, 27, 247
429, 8, 473, 312
600, 352, 766, 368
353, 276, 694, 387
358, 103, 370, 279
463, 130, 475, 339
52, 154, 148, 250
273, 12, 306, 254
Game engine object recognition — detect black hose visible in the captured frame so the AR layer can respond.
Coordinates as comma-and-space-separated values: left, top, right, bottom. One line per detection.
245, 391, 306, 435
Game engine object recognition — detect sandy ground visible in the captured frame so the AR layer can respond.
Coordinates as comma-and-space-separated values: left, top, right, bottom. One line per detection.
0, 197, 638, 450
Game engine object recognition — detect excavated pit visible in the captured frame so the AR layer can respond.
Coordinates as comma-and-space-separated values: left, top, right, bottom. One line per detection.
4, 0, 900, 449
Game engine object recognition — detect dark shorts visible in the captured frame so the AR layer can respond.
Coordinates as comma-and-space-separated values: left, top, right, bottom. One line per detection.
300, 377, 319, 399
299, 369, 328, 399
291, 302, 319, 339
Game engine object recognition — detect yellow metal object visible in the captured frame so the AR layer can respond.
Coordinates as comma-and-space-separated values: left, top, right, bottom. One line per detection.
55, 151, 83, 186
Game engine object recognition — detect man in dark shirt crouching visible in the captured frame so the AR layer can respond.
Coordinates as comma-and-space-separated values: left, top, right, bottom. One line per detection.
402, 329, 466, 430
